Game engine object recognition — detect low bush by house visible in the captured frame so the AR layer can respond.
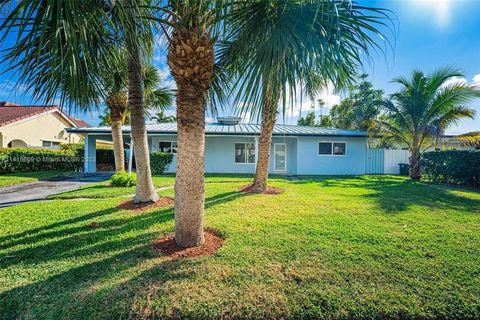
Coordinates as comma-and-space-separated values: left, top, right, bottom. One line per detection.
61, 143, 114, 167
422, 150, 480, 188
0, 148, 82, 173
150, 152, 174, 174
110, 171, 136, 187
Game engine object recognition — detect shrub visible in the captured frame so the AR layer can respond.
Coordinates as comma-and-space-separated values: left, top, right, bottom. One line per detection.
110, 171, 136, 187
421, 151, 480, 188
0, 148, 82, 173
61, 143, 114, 166
150, 152, 174, 175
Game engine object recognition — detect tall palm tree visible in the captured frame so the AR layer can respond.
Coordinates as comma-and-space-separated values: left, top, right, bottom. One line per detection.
155, 0, 392, 247
0, 0, 160, 202
220, 0, 391, 193
122, 0, 160, 202
159, 0, 237, 247
100, 57, 129, 172
378, 68, 479, 179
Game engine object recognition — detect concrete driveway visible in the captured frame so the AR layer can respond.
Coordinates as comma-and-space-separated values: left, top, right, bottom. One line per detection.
0, 173, 112, 208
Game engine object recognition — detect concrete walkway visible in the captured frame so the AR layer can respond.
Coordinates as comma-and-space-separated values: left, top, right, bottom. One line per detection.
0, 173, 112, 208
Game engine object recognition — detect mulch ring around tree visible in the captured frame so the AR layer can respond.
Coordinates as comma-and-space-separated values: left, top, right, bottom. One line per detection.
238, 184, 284, 195
153, 229, 225, 260
116, 197, 174, 212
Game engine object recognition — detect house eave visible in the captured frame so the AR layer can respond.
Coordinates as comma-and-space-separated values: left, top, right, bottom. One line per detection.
66, 127, 368, 138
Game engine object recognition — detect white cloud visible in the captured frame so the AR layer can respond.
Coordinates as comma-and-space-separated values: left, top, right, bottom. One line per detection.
157, 65, 176, 90
281, 82, 341, 124
441, 74, 480, 89
0, 80, 30, 99
152, 34, 168, 64
473, 74, 480, 85
441, 76, 468, 88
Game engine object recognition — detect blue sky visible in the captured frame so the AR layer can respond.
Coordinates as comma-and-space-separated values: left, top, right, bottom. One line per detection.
0, 0, 479, 134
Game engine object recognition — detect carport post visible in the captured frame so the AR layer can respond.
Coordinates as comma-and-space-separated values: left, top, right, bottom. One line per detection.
84, 134, 96, 173
128, 134, 134, 174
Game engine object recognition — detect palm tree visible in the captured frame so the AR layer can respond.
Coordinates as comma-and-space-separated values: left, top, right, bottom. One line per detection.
162, 1, 219, 247
220, 0, 392, 193
378, 68, 479, 179
0, 0, 161, 202
151, 110, 176, 123
122, 0, 160, 203
100, 57, 129, 172
155, 0, 392, 247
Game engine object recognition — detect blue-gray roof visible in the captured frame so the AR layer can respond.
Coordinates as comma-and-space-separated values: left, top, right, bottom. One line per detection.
67, 122, 368, 137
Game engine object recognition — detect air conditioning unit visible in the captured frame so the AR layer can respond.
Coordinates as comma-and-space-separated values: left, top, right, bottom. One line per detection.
217, 116, 242, 125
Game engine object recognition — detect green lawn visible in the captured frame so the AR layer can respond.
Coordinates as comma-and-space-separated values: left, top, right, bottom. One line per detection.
0, 170, 74, 188
1, 175, 479, 319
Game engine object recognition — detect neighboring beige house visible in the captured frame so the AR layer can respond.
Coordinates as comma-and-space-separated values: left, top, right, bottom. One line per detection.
0, 101, 90, 149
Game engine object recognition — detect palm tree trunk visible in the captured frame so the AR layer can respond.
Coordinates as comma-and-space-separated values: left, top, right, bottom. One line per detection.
123, 0, 158, 203
174, 83, 206, 247
409, 148, 421, 180
111, 119, 125, 171
251, 96, 278, 193
168, 28, 214, 248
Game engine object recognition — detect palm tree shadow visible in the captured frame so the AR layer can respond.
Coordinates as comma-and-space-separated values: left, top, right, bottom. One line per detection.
0, 206, 120, 245
0, 189, 249, 318
294, 175, 480, 214
0, 190, 248, 269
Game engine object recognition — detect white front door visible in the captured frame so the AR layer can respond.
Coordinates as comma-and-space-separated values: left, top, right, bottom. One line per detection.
273, 143, 287, 172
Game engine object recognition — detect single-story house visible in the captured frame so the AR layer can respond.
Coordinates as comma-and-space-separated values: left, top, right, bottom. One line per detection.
0, 101, 90, 148
67, 117, 371, 175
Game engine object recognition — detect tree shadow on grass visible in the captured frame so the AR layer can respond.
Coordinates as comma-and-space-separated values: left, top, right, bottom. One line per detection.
294, 175, 480, 214
49, 185, 134, 199
0, 190, 250, 318
0, 190, 249, 270
0, 240, 213, 319
0, 206, 120, 246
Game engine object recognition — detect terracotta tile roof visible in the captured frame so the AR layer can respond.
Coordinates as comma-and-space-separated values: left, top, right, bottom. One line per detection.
0, 101, 58, 127
70, 118, 91, 128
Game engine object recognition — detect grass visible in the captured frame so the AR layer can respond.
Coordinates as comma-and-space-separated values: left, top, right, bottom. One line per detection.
0, 175, 479, 319
48, 174, 177, 199
0, 170, 74, 188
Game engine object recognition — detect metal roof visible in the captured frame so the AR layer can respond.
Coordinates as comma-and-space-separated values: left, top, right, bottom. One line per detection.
66, 122, 368, 137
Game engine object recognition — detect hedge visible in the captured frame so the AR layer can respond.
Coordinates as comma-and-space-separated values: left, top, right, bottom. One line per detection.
0, 146, 172, 175
150, 152, 174, 175
61, 143, 114, 165
0, 148, 82, 173
421, 150, 480, 188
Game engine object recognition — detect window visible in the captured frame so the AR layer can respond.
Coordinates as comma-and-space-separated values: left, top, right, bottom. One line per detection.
333, 143, 346, 155
235, 143, 255, 164
318, 142, 332, 155
318, 142, 346, 156
42, 141, 60, 148
159, 141, 177, 153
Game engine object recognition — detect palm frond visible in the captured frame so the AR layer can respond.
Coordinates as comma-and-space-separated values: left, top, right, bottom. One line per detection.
217, 0, 394, 120
0, 0, 129, 110
458, 131, 480, 146
380, 67, 480, 152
